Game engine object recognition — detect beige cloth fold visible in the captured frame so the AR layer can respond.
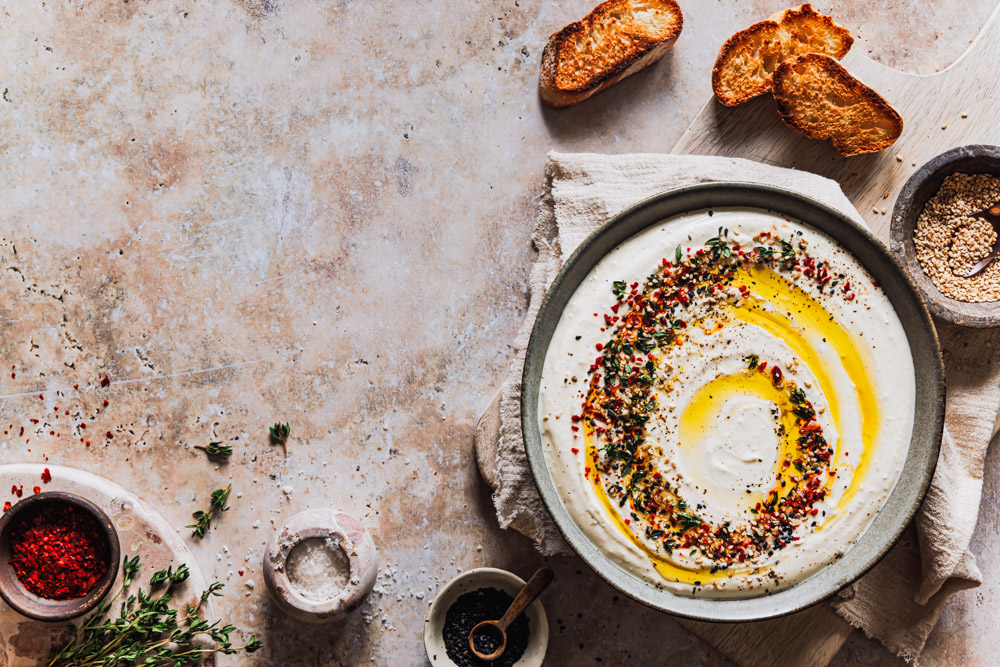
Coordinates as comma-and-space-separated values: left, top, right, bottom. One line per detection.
490, 151, 999, 663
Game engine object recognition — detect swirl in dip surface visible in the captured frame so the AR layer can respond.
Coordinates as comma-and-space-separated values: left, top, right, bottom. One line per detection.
537, 208, 915, 597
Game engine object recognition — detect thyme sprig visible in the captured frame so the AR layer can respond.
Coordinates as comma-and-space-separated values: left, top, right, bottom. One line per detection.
269, 422, 290, 456
188, 485, 231, 539
194, 441, 232, 458
47, 556, 262, 666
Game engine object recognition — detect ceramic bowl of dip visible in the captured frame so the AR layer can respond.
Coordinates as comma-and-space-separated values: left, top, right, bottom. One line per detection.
0, 491, 121, 622
263, 508, 378, 623
521, 182, 943, 622
424, 568, 548, 667
890, 144, 1000, 327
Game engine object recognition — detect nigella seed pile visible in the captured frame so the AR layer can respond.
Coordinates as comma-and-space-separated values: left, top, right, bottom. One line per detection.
913, 172, 1000, 302
442, 587, 529, 667
576, 228, 849, 573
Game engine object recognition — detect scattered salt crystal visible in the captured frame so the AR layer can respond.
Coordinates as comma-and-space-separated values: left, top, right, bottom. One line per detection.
245, 580, 255, 590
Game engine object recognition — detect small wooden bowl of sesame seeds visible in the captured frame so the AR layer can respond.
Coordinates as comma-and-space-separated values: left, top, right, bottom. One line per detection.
890, 145, 1000, 327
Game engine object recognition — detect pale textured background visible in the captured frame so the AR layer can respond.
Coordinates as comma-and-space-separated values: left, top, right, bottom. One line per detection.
0, 1, 997, 665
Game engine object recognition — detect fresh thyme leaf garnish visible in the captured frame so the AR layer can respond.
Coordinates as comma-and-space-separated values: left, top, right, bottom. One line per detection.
122, 555, 141, 587
195, 441, 233, 458
46, 557, 262, 666
677, 512, 703, 530
269, 422, 291, 456
188, 484, 231, 539
149, 564, 189, 588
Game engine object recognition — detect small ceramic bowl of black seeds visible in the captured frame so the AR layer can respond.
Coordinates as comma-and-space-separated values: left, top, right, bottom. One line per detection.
424, 568, 549, 667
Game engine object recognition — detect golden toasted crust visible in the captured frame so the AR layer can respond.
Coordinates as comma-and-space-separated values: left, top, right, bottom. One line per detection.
712, 4, 853, 107
772, 53, 903, 156
540, 0, 683, 109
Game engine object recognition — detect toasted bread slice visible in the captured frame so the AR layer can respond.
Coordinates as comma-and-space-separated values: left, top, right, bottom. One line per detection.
712, 4, 853, 107
540, 0, 683, 109
772, 53, 903, 156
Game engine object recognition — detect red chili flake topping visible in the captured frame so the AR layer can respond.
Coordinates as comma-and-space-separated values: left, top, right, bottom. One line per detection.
579, 228, 844, 568
100, 376, 110, 387
105, 431, 113, 439
11, 485, 23, 497
40, 469, 51, 484
32, 486, 40, 494
8, 501, 110, 599
571, 447, 580, 454
2, 502, 10, 512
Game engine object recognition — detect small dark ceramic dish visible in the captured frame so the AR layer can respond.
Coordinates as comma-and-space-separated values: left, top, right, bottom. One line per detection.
522, 182, 944, 622
0, 491, 120, 621
890, 144, 1000, 327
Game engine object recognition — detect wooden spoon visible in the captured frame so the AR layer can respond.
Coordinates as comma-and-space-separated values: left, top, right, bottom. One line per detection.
468, 567, 554, 661
962, 203, 1000, 277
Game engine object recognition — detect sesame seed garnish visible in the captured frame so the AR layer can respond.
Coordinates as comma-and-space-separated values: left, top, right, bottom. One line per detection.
913, 173, 1000, 302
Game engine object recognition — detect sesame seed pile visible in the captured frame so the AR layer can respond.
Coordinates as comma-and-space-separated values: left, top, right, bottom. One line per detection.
913, 173, 1000, 302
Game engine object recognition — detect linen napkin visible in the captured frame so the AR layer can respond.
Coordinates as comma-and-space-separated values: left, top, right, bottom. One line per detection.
483, 151, 1000, 662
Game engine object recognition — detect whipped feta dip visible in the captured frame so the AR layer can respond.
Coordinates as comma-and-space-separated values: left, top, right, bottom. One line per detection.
537, 208, 915, 597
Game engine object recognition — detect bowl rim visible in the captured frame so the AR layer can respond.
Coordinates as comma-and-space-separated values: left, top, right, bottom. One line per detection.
520, 182, 944, 622
0, 490, 121, 622
889, 144, 1000, 327
423, 567, 549, 666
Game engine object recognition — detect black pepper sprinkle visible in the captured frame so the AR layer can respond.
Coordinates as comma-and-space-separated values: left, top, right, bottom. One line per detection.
442, 587, 530, 667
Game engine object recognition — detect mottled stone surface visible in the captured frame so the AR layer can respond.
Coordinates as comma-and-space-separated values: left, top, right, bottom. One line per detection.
0, 1, 997, 665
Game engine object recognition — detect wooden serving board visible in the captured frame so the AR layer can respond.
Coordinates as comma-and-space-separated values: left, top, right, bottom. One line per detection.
669, 3, 1000, 666
674, 4, 1000, 248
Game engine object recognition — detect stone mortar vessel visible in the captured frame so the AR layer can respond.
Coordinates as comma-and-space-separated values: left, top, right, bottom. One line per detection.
263, 509, 378, 623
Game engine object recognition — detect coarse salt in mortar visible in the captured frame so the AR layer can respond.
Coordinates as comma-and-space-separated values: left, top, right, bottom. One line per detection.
286, 536, 351, 602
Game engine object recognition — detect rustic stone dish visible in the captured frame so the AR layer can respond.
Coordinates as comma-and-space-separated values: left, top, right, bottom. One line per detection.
0, 491, 121, 622
890, 144, 1000, 327
262, 508, 378, 624
521, 182, 944, 622
424, 567, 548, 666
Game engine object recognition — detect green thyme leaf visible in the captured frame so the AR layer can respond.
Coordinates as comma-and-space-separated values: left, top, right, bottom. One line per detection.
269, 422, 291, 456
196, 441, 233, 458
46, 556, 261, 666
